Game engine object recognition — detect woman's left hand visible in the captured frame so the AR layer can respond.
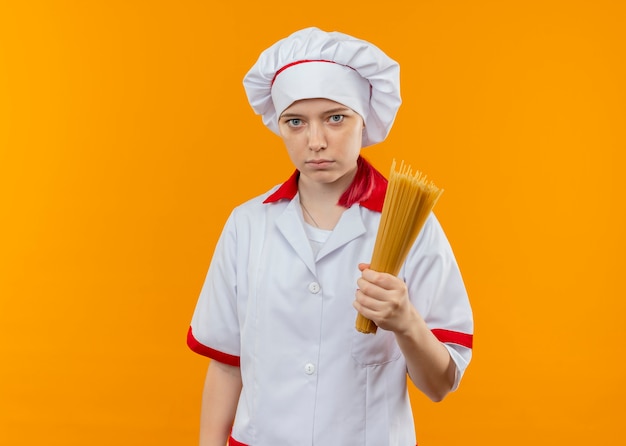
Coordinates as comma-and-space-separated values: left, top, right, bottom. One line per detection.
353, 263, 420, 334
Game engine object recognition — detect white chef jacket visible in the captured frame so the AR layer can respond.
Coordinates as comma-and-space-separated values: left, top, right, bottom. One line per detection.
188, 169, 474, 446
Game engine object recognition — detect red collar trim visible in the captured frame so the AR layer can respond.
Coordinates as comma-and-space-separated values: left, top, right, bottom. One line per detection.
359, 173, 387, 211
262, 167, 387, 212
263, 170, 300, 203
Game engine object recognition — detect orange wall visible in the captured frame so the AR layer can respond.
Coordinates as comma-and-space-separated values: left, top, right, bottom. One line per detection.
1, 1, 624, 445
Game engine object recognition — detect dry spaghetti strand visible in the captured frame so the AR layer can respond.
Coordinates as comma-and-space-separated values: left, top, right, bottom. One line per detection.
355, 160, 444, 334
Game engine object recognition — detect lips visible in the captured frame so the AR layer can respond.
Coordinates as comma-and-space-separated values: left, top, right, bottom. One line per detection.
306, 159, 333, 167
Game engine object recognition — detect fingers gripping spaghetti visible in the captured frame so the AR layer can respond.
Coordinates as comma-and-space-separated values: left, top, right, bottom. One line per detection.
355, 160, 444, 334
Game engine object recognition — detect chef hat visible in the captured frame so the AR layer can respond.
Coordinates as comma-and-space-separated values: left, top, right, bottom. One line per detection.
243, 27, 401, 147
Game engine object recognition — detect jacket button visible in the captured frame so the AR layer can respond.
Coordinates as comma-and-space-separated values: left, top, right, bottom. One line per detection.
304, 363, 316, 375
308, 282, 321, 294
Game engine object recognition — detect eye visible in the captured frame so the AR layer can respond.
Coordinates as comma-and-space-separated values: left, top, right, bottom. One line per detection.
287, 118, 303, 127
329, 115, 344, 123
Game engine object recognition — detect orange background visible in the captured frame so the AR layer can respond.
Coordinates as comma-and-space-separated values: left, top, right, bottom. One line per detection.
1, 1, 624, 445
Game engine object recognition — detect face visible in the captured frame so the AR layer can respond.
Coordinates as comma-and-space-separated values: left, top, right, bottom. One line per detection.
278, 98, 364, 188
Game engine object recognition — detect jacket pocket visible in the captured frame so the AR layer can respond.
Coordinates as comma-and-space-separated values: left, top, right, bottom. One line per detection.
350, 328, 402, 366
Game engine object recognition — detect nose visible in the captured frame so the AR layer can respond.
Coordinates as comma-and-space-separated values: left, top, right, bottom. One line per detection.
308, 123, 327, 151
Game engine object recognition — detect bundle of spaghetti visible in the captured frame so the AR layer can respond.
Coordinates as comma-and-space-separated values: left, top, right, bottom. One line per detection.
355, 159, 444, 334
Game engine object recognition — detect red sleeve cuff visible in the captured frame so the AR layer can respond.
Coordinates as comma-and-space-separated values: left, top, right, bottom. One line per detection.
187, 326, 241, 366
431, 328, 473, 348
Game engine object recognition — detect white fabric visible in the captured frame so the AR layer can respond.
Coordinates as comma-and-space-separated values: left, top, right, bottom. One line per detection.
302, 218, 332, 258
243, 27, 402, 147
189, 190, 473, 446
271, 61, 371, 125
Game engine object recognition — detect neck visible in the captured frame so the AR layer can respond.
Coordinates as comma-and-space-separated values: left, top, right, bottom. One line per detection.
298, 172, 356, 230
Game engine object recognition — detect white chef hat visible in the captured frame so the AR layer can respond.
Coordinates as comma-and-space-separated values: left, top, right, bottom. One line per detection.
243, 27, 401, 147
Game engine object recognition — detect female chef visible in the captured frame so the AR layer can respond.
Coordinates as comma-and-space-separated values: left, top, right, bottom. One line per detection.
187, 27, 474, 446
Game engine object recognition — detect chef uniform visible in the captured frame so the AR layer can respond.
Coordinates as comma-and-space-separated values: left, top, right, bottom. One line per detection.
188, 27, 474, 446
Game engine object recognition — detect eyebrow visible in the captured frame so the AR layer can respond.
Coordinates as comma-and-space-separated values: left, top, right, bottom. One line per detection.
280, 107, 352, 119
